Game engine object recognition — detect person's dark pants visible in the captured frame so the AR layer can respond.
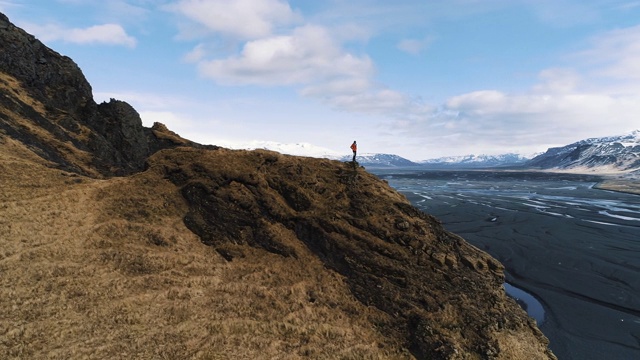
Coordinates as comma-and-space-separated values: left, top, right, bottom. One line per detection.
352, 152, 356, 162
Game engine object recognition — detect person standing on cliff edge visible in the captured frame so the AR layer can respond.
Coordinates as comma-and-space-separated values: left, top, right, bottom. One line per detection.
350, 141, 357, 162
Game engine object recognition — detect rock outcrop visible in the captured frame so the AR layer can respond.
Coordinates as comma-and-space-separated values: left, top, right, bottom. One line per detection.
0, 12, 555, 359
527, 130, 640, 172
151, 147, 555, 358
0, 12, 209, 176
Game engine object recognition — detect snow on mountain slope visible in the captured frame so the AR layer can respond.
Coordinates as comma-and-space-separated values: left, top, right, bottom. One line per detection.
527, 130, 640, 172
216, 141, 418, 167
420, 153, 531, 168
217, 140, 343, 159
340, 153, 419, 167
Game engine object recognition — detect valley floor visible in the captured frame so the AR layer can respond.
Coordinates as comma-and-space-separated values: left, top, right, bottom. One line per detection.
375, 169, 640, 360
595, 178, 640, 195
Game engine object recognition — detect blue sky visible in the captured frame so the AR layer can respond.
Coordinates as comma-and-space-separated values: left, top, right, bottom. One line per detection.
2, 0, 640, 160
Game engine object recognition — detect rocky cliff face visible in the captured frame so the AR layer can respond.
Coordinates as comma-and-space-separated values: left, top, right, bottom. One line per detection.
0, 12, 555, 359
0, 12, 209, 176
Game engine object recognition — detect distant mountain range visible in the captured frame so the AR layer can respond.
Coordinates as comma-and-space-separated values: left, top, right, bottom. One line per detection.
335, 153, 532, 168
237, 130, 640, 172
340, 153, 419, 167
527, 130, 640, 172
248, 145, 533, 168
232, 141, 343, 159
348, 130, 640, 171
419, 153, 531, 168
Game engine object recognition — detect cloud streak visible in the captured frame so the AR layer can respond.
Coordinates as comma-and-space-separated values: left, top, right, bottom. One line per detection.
169, 0, 300, 39
385, 19, 640, 156
577, 24, 640, 81
197, 25, 373, 87
22, 22, 136, 47
397, 35, 435, 55
169, 1, 426, 120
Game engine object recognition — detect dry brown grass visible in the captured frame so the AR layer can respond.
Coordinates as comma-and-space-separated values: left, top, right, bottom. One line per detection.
595, 177, 640, 195
0, 72, 104, 178
0, 139, 411, 359
0, 73, 46, 114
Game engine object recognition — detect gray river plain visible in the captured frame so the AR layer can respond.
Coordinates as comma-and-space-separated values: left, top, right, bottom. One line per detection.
372, 169, 640, 360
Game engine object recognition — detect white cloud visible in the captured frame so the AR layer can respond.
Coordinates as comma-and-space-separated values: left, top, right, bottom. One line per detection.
194, 22, 435, 119
104, 1, 150, 21
387, 65, 640, 157
446, 90, 507, 115
183, 43, 206, 63
411, 88, 640, 155
168, 0, 300, 39
397, 35, 434, 55
524, 0, 600, 26
385, 21, 640, 157
197, 24, 374, 86
167, 0, 640, 158
299, 77, 427, 117
325, 89, 411, 115
0, 1, 18, 11
23, 22, 136, 47
68, 24, 136, 47
299, 78, 372, 98
168, 1, 433, 123
168, 0, 430, 119
533, 68, 581, 94
446, 91, 611, 128
577, 24, 640, 80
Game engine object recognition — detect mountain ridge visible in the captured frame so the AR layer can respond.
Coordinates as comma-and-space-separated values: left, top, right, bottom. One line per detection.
0, 12, 212, 177
527, 129, 640, 172
347, 153, 420, 167
0, 12, 555, 359
420, 153, 531, 168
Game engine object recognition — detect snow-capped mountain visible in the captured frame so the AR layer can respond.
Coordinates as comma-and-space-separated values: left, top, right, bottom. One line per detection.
218, 141, 418, 167
219, 140, 343, 159
420, 153, 531, 168
527, 130, 640, 172
340, 153, 419, 167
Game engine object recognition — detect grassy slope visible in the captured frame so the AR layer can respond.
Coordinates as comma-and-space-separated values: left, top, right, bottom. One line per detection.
595, 178, 640, 194
1, 17, 555, 358
0, 138, 411, 359
0, 72, 554, 359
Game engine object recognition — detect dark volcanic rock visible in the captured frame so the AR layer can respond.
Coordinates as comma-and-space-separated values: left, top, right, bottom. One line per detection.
0, 13, 93, 118
92, 99, 150, 173
150, 147, 556, 359
0, 12, 204, 176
